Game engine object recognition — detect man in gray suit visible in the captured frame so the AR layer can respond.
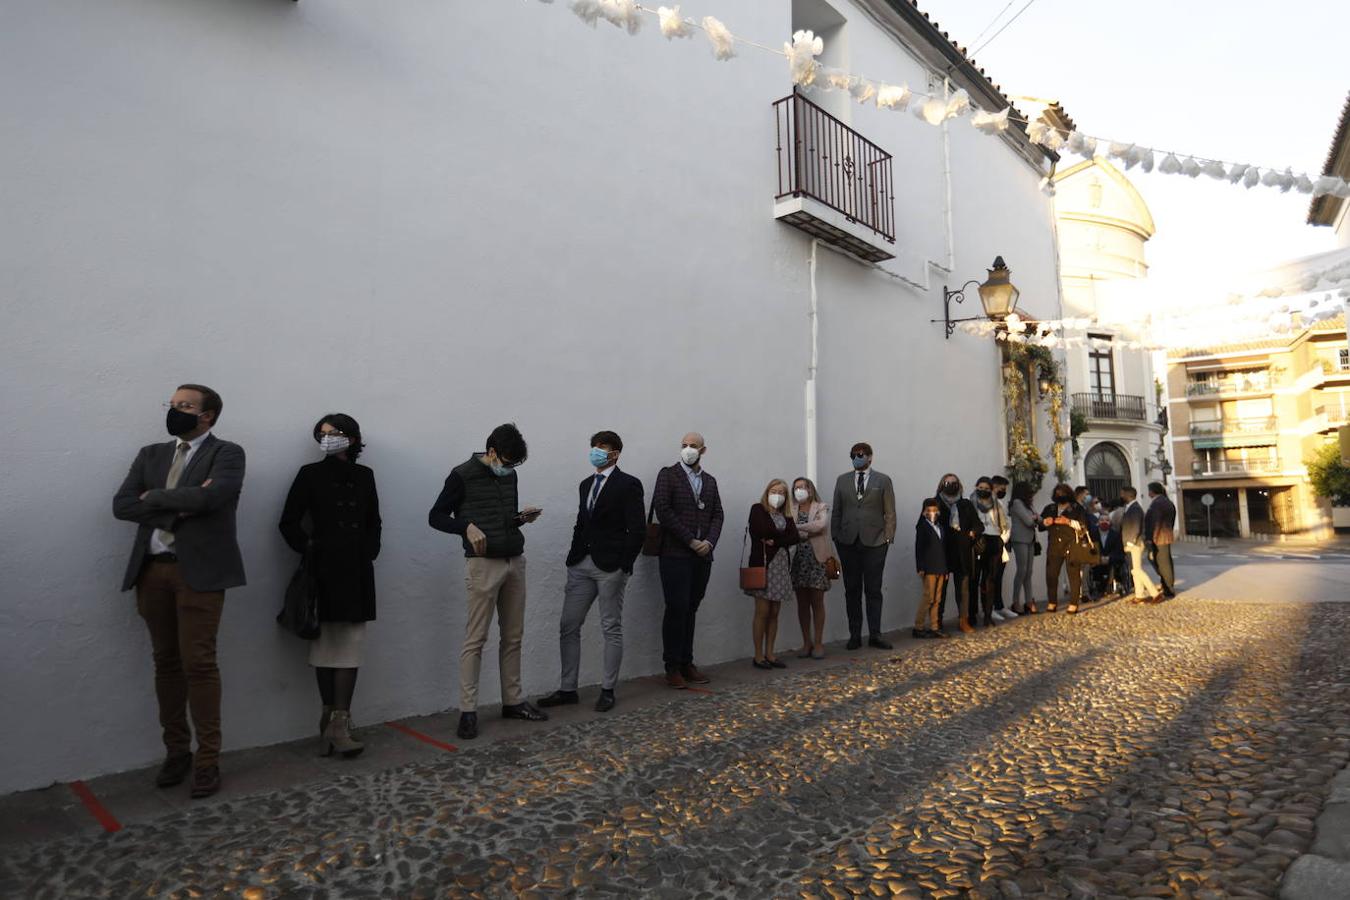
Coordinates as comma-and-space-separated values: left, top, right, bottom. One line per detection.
113, 383, 246, 799
831, 442, 897, 650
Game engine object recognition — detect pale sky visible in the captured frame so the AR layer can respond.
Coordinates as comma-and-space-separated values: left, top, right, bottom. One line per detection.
919, 0, 1347, 299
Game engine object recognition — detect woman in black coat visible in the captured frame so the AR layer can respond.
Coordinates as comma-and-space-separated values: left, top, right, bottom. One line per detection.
745, 480, 800, 669
279, 413, 381, 757
1037, 482, 1091, 614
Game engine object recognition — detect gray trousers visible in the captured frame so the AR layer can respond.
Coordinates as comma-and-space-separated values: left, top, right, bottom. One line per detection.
560, 557, 629, 691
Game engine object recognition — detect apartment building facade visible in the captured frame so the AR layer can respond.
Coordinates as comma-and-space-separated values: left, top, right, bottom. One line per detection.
1166, 318, 1349, 538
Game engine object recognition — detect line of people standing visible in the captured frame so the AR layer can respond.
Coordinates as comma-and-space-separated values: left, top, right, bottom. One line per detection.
112, 382, 1179, 799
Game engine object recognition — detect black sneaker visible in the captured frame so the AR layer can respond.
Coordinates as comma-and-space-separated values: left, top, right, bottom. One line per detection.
456, 712, 478, 740
538, 690, 579, 708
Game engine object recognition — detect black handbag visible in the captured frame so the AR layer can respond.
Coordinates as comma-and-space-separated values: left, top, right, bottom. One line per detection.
1033, 539, 1043, 557
277, 553, 321, 640
1067, 529, 1101, 567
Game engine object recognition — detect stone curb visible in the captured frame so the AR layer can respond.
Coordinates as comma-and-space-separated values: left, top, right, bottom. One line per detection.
1281, 765, 1350, 899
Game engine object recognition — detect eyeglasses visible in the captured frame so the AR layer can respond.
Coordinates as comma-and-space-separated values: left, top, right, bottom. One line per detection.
163, 401, 200, 412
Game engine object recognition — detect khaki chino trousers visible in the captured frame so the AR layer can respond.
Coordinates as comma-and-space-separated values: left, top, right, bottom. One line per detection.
460, 556, 527, 712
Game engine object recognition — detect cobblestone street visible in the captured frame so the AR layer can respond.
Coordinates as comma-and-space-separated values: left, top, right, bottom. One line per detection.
3, 597, 1349, 899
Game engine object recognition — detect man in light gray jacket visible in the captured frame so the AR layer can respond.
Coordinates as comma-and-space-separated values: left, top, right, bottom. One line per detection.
831, 442, 897, 650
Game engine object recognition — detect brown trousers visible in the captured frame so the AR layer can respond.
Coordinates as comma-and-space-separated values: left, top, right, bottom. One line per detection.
915, 573, 947, 631
136, 560, 224, 768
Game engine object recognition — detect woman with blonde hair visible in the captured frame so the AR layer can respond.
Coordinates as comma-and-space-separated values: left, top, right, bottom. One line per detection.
789, 476, 831, 659
745, 479, 801, 668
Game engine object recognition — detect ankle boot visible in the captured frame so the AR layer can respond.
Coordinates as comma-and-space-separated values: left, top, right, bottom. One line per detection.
322, 710, 364, 758
320, 705, 334, 736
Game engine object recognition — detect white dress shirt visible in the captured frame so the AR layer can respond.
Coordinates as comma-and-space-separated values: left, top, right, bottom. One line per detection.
149, 430, 211, 554
587, 463, 617, 510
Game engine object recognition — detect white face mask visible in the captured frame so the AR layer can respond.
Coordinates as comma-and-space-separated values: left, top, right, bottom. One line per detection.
319, 434, 351, 456
768, 493, 786, 509
794, 488, 810, 503
680, 446, 701, 466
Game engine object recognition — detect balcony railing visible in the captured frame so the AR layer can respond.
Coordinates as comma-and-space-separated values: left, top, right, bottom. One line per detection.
1316, 402, 1350, 427
1071, 392, 1147, 422
1191, 458, 1280, 476
1185, 372, 1272, 397
1188, 416, 1279, 437
773, 92, 895, 245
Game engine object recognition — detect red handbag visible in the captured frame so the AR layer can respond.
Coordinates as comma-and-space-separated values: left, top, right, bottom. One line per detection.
738, 529, 767, 591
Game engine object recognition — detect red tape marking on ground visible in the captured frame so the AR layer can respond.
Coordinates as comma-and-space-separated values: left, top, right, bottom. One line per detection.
69, 781, 121, 833
646, 676, 715, 695
384, 721, 458, 752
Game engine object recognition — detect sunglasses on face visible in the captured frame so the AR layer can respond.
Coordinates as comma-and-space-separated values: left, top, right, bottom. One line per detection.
851, 453, 869, 460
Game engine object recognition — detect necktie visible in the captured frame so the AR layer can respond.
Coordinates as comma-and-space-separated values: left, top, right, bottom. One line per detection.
159, 442, 191, 548
588, 473, 606, 513
856, 472, 865, 498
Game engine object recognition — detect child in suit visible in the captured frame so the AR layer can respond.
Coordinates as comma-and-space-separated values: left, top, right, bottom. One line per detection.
913, 498, 950, 638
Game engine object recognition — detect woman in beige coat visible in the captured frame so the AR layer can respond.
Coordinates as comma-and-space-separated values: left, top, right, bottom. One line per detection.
790, 477, 832, 659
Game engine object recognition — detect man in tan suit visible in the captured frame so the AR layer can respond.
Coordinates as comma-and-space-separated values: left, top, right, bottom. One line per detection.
830, 442, 897, 650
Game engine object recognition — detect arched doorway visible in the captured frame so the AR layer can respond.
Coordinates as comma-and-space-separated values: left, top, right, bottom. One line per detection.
1085, 443, 1130, 502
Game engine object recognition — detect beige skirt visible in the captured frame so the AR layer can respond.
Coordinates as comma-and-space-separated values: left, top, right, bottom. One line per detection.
308, 621, 367, 668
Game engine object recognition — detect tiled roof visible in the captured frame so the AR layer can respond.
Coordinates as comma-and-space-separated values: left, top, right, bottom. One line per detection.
1168, 314, 1347, 359
1308, 91, 1350, 226
881, 1, 1075, 147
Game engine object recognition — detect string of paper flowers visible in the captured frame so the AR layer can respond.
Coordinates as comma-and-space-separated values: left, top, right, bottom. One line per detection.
533, 1, 1350, 201
953, 278, 1349, 351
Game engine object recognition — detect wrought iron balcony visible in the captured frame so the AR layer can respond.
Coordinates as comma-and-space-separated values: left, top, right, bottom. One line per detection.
773, 92, 895, 262
1071, 392, 1147, 422
1190, 458, 1280, 477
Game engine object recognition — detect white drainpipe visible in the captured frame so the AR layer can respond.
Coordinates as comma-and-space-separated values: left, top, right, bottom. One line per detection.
805, 239, 820, 485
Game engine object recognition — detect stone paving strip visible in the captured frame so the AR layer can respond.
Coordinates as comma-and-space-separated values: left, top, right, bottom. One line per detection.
1, 599, 1347, 899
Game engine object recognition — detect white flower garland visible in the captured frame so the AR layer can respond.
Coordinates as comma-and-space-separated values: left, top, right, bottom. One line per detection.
526, 0, 1350, 200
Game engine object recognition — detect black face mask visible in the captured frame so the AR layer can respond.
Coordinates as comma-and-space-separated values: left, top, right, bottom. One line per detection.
995, 490, 1007, 499
1054, 494, 1071, 505
942, 484, 959, 498
976, 488, 992, 499
166, 408, 200, 437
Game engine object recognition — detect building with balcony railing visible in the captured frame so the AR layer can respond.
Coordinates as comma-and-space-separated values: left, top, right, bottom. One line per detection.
1, 0, 1074, 793
1054, 158, 1166, 501
1166, 313, 1347, 538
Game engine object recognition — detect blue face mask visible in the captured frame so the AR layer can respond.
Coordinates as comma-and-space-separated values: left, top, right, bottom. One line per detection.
852, 455, 869, 470
589, 447, 611, 468
490, 461, 514, 478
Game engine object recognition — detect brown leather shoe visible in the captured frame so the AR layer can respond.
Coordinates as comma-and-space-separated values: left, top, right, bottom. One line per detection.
958, 618, 975, 634
190, 766, 220, 799
665, 669, 687, 689
681, 664, 710, 685
154, 752, 193, 788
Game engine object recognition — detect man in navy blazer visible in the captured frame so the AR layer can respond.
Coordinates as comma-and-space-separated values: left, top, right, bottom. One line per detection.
112, 384, 245, 800
539, 431, 645, 712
